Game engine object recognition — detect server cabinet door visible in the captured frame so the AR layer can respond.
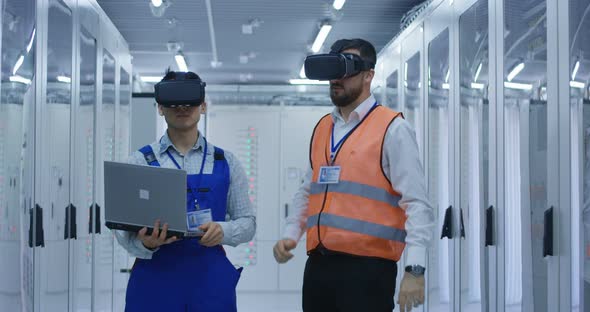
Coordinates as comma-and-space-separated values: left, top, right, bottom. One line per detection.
458, 1, 491, 311
36, 0, 75, 311
278, 106, 332, 291
100, 48, 118, 312
400, 22, 427, 309
425, 25, 454, 312
103, 48, 129, 311
569, 0, 590, 311
502, 0, 552, 311
72, 24, 97, 312
0, 0, 36, 310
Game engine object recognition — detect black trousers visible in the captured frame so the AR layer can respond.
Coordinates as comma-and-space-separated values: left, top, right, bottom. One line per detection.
302, 253, 398, 312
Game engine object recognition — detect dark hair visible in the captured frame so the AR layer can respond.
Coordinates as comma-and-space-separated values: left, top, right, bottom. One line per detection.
161, 68, 202, 81
330, 38, 376, 68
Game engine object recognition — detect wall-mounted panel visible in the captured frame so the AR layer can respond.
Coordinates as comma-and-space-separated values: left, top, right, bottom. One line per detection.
207, 106, 281, 291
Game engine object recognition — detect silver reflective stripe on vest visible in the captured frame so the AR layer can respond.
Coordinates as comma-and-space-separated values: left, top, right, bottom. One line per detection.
310, 180, 401, 207
307, 213, 406, 243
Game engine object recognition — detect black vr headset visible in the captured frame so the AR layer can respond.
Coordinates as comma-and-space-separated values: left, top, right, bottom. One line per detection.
304, 40, 375, 81
154, 72, 206, 107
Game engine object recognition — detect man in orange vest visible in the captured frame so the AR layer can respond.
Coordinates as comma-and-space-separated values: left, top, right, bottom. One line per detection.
273, 38, 434, 312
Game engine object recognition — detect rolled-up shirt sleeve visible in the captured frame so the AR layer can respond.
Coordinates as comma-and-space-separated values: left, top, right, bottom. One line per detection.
384, 118, 435, 267
283, 168, 312, 242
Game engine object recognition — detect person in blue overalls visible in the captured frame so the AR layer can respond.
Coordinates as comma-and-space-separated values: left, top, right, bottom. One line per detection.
115, 70, 256, 311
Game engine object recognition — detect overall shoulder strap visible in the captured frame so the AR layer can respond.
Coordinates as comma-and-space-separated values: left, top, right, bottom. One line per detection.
138, 145, 161, 167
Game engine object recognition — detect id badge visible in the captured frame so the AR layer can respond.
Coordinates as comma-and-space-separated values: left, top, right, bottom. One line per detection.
317, 166, 341, 184
187, 209, 212, 232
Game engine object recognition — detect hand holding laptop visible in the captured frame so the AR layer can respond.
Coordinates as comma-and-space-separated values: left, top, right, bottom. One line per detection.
198, 222, 224, 247
138, 220, 178, 250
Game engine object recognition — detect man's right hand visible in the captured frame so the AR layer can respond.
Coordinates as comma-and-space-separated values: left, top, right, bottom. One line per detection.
138, 220, 177, 250
273, 239, 297, 263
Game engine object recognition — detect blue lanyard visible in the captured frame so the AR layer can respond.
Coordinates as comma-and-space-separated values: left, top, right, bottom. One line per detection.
166, 136, 208, 177
330, 102, 378, 160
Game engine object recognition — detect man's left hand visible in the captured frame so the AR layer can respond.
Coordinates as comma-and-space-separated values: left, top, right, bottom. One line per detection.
397, 272, 425, 312
198, 222, 224, 247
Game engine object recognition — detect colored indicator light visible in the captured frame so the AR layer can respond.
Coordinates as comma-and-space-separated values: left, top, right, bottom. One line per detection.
246, 146, 251, 150
249, 255, 254, 259
246, 171, 251, 175
249, 242, 254, 246
249, 185, 254, 189
247, 152, 251, 156
249, 127, 255, 131
249, 178, 255, 182
245, 248, 250, 253
247, 139, 251, 144
245, 261, 250, 266
250, 133, 255, 137
246, 165, 251, 169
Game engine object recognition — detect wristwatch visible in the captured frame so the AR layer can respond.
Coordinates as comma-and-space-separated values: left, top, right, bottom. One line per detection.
405, 265, 426, 277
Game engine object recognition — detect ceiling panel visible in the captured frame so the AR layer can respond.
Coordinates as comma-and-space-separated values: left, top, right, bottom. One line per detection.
96, 0, 424, 84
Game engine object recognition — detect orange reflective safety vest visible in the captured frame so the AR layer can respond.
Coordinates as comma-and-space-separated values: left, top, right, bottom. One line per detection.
306, 104, 407, 262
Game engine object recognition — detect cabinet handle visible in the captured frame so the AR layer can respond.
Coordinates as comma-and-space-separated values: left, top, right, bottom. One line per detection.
543, 206, 554, 257
460, 208, 465, 238
29, 204, 45, 248
441, 206, 453, 239
89, 203, 102, 234
64, 204, 77, 240
485, 206, 494, 246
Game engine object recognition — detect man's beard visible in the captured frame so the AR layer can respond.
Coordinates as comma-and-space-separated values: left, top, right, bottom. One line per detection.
330, 83, 362, 107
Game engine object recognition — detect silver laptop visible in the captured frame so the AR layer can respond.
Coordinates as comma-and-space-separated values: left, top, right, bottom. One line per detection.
104, 161, 193, 238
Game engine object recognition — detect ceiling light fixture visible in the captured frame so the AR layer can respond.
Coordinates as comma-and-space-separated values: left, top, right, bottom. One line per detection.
10, 75, 32, 85
26, 29, 36, 53
149, 0, 170, 17
404, 62, 408, 83
175, 52, 188, 72
57, 76, 71, 83
311, 24, 332, 53
140, 76, 162, 83
572, 60, 580, 80
507, 62, 525, 82
289, 79, 329, 85
300, 64, 306, 78
474, 62, 482, 82
12, 54, 24, 75
471, 82, 485, 89
242, 18, 263, 35
445, 69, 450, 83
570, 81, 585, 89
504, 81, 532, 91
333, 0, 346, 10
240, 54, 249, 64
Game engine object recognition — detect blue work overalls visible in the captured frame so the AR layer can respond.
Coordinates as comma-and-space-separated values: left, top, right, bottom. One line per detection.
125, 141, 242, 311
